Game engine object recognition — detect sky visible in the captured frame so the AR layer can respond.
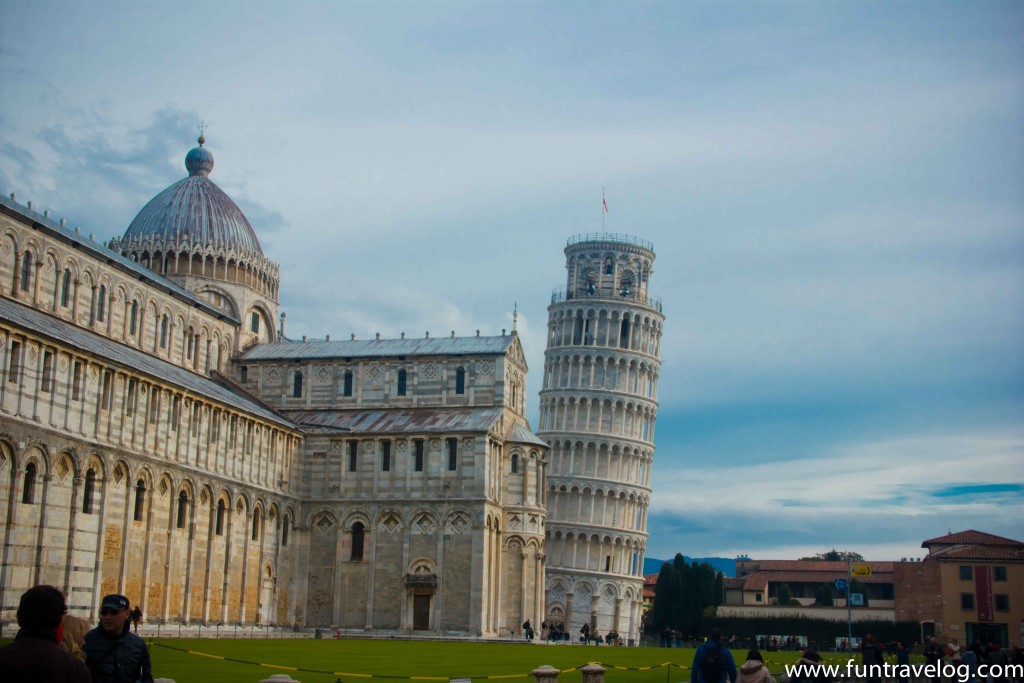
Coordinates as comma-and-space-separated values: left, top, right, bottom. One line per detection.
1, 0, 1022, 566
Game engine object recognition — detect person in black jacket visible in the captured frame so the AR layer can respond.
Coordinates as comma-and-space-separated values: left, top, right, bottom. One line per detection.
83, 594, 153, 683
0, 584, 91, 683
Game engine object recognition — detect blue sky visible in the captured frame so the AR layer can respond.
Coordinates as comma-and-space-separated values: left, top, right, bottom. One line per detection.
1, 0, 1021, 563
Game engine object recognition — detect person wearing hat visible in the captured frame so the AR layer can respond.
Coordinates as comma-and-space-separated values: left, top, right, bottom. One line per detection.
0, 584, 91, 682
83, 594, 153, 683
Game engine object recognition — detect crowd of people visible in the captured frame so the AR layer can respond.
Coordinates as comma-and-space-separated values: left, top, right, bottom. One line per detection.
0, 584, 153, 682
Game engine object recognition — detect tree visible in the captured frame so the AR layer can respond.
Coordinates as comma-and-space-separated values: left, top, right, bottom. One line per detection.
651, 562, 678, 633
801, 550, 865, 562
776, 583, 795, 606
815, 584, 835, 606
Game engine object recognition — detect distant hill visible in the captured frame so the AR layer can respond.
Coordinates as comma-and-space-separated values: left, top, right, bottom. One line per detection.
644, 556, 737, 577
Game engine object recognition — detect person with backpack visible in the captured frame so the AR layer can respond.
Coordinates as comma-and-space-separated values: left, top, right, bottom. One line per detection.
692, 628, 738, 683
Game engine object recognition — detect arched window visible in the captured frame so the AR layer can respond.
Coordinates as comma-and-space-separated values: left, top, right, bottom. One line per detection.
129, 300, 138, 335
133, 479, 146, 521
397, 369, 407, 396
250, 311, 260, 334
176, 491, 188, 529
511, 453, 519, 474
185, 329, 194, 360
96, 285, 107, 322
216, 500, 226, 536
619, 319, 631, 349
604, 257, 614, 275
455, 367, 465, 394
343, 370, 353, 397
22, 462, 37, 504
351, 522, 365, 561
251, 511, 262, 541
60, 269, 72, 307
19, 251, 33, 292
82, 468, 96, 514
159, 315, 168, 349
293, 371, 303, 398
281, 514, 290, 547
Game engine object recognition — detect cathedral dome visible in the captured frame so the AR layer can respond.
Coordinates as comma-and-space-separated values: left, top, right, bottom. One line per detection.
122, 137, 263, 257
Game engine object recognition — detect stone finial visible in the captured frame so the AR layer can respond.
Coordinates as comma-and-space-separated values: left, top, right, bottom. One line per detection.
532, 665, 560, 683
351, 333, 355, 340
451, 330, 455, 337
259, 675, 301, 683
401, 332, 405, 339
425, 331, 430, 338
376, 332, 380, 340
580, 663, 606, 683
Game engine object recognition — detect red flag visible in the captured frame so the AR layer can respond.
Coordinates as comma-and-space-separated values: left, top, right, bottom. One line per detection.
603, 192, 608, 212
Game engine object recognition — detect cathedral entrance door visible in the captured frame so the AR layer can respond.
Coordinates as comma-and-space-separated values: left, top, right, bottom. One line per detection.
413, 594, 430, 630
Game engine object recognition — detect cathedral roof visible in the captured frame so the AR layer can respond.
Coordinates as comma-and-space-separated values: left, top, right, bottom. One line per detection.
0, 194, 236, 324
0, 295, 293, 429
121, 137, 264, 258
240, 334, 518, 361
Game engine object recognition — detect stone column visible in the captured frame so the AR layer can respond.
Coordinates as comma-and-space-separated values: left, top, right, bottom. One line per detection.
532, 665, 560, 683
31, 258, 43, 307
581, 664, 606, 683
520, 550, 529, 628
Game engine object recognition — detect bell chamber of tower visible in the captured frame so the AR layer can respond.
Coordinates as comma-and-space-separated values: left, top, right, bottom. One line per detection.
538, 232, 665, 643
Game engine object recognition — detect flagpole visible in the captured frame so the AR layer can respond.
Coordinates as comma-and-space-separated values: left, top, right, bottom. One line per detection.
602, 187, 606, 236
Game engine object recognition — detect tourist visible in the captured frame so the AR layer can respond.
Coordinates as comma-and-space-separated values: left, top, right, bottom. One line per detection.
130, 605, 143, 634
736, 649, 775, 683
83, 594, 153, 683
691, 628, 738, 683
60, 614, 91, 661
0, 584, 90, 682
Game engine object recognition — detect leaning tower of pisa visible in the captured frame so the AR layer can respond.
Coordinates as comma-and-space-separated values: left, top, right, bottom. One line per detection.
538, 232, 664, 643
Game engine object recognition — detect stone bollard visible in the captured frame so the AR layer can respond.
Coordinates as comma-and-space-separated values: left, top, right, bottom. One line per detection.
580, 663, 606, 683
259, 675, 301, 683
532, 664, 561, 682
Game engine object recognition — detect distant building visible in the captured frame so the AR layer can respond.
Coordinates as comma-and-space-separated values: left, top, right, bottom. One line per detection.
894, 530, 1023, 647
732, 559, 895, 608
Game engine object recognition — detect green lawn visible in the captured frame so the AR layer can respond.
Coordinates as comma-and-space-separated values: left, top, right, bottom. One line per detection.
0, 636, 872, 682
144, 640, 817, 683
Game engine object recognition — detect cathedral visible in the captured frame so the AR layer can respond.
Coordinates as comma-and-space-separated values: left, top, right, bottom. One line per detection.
0, 136, 547, 636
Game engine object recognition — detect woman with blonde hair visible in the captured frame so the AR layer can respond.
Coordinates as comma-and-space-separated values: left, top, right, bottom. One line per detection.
60, 613, 91, 661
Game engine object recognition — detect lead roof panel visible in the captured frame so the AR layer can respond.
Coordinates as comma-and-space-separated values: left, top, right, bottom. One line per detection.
0, 296, 292, 429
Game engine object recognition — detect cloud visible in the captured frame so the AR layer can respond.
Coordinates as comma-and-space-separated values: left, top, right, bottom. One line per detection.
647, 429, 1024, 560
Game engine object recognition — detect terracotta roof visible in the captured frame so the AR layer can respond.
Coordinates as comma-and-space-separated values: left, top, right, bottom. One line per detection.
755, 560, 894, 573
644, 574, 659, 587
742, 571, 891, 590
921, 530, 1024, 548
724, 577, 745, 588
927, 546, 1024, 561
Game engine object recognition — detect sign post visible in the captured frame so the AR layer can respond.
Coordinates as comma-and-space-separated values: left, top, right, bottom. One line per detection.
847, 560, 852, 655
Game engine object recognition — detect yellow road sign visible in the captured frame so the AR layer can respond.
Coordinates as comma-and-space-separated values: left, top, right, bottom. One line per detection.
851, 564, 872, 577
